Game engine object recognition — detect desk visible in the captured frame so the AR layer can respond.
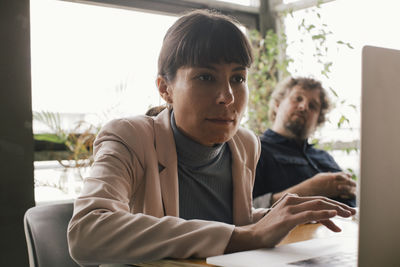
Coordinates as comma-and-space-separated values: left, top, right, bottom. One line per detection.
131, 216, 358, 267
278, 216, 358, 245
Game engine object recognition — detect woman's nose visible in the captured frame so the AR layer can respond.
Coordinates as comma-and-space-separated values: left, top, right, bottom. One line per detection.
216, 81, 234, 106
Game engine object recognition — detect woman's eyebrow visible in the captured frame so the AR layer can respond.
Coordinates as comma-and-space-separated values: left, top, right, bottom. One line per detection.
193, 65, 246, 71
195, 65, 216, 70
232, 66, 246, 71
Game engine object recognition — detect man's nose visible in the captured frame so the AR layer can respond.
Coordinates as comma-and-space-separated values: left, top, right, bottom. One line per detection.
216, 80, 234, 106
297, 100, 308, 111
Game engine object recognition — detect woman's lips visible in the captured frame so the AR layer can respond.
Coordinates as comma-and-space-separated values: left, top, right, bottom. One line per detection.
206, 118, 234, 125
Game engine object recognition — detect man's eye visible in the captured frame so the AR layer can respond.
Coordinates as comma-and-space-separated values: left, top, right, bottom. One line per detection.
309, 103, 319, 111
296, 96, 303, 102
198, 74, 213, 81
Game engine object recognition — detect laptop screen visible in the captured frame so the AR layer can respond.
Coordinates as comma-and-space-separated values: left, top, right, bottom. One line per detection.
359, 45, 400, 266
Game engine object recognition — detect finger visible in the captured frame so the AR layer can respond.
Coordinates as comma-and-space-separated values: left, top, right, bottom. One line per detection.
339, 187, 357, 198
343, 172, 352, 179
271, 193, 298, 208
337, 184, 356, 194
337, 189, 357, 199
344, 178, 357, 187
334, 173, 352, 182
288, 209, 338, 227
335, 173, 357, 186
319, 219, 342, 232
339, 193, 356, 199
283, 196, 357, 215
287, 198, 353, 218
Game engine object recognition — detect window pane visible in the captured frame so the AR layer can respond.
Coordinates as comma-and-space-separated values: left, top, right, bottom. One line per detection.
283, 0, 400, 175
216, 0, 259, 7
30, 0, 176, 203
31, 0, 176, 128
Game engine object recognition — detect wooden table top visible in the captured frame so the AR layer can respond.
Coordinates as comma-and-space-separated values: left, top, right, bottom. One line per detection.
278, 216, 358, 246
132, 216, 358, 267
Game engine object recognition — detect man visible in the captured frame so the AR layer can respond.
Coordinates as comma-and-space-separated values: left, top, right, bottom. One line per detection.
253, 77, 356, 208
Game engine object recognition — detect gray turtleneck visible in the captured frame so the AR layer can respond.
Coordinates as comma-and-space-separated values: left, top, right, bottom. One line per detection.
171, 112, 233, 224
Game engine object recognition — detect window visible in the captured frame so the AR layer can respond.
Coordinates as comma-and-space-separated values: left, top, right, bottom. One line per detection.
216, 0, 259, 6
283, 0, 400, 175
31, 0, 400, 202
31, 0, 177, 203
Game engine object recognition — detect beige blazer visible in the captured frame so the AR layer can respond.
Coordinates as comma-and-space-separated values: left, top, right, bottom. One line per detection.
68, 109, 266, 265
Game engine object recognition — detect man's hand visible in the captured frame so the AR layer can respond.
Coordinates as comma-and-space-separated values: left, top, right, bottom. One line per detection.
304, 172, 356, 199
225, 194, 356, 253
271, 172, 356, 204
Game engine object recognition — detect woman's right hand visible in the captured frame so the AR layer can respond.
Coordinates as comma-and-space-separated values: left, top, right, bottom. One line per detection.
225, 193, 356, 253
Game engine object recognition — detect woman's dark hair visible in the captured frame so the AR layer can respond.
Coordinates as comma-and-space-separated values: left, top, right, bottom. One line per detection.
146, 9, 253, 116
158, 9, 253, 82
145, 105, 168, 116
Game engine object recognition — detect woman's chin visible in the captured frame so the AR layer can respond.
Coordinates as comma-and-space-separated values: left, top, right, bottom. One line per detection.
204, 132, 234, 146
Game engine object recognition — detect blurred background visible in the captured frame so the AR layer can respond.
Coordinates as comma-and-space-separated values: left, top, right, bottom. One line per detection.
3, 0, 400, 265
30, 0, 400, 203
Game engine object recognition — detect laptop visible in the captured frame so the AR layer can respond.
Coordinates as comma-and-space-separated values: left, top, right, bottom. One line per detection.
207, 45, 400, 267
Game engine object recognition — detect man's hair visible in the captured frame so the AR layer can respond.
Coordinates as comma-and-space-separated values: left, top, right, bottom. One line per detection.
268, 76, 332, 127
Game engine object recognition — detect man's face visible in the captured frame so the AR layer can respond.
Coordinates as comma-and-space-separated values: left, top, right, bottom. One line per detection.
273, 85, 321, 140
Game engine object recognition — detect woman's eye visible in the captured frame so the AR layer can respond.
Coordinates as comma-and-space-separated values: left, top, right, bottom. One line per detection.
197, 74, 214, 81
232, 75, 245, 83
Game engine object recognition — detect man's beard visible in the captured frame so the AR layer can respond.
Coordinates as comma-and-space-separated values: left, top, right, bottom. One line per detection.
284, 117, 308, 140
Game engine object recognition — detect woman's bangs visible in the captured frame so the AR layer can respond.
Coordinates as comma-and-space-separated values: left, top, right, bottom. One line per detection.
179, 23, 252, 68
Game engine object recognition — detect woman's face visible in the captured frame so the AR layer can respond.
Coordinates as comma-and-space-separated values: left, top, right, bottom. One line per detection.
159, 62, 248, 146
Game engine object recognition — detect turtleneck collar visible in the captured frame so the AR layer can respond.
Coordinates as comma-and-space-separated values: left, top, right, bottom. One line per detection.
171, 111, 226, 168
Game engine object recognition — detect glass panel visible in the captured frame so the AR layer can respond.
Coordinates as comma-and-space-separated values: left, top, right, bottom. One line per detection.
216, 0, 259, 7
30, 0, 177, 203
283, 0, 300, 3
283, 0, 400, 175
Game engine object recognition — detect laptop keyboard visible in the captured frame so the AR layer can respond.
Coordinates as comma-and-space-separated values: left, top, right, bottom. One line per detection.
288, 251, 357, 267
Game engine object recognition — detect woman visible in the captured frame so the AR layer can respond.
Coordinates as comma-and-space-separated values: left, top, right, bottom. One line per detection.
67, 9, 355, 265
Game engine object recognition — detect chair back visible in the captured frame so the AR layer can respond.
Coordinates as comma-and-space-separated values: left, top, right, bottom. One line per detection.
24, 202, 80, 267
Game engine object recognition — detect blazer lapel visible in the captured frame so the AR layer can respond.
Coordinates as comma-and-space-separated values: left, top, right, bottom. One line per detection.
153, 109, 179, 217
152, 110, 254, 224
228, 136, 253, 226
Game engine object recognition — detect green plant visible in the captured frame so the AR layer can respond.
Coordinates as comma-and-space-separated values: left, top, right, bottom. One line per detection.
246, 29, 291, 135
285, 6, 357, 152
33, 111, 100, 179
245, 4, 359, 180
246, 5, 355, 139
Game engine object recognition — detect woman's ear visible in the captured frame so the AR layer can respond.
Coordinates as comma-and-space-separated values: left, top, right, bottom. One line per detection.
157, 76, 173, 104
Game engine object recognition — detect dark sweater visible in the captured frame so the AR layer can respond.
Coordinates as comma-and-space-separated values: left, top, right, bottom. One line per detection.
171, 112, 233, 224
254, 129, 356, 207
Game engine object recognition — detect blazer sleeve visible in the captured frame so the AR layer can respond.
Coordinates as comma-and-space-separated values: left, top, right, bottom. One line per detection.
249, 135, 270, 222
67, 118, 234, 266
